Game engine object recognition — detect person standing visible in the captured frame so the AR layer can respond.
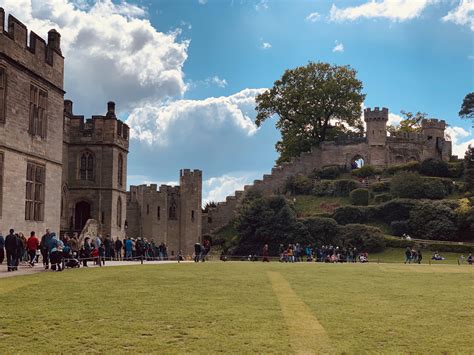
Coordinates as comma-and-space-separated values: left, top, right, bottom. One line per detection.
5, 229, 18, 272
125, 238, 133, 260
82, 237, 92, 267
0, 232, 4, 265
417, 249, 422, 264
27, 231, 40, 266
404, 247, 412, 264
115, 237, 123, 260
262, 244, 270, 262
40, 229, 52, 269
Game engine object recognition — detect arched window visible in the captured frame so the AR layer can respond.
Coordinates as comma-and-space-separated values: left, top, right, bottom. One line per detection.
117, 196, 122, 228
118, 154, 123, 187
169, 203, 177, 220
79, 152, 94, 181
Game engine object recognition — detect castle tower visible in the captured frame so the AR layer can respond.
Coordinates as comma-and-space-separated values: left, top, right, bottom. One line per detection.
179, 169, 202, 256
364, 107, 388, 146
421, 119, 451, 161
62, 101, 129, 238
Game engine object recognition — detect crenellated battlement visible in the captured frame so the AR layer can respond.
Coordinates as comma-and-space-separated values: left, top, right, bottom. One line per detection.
421, 118, 446, 130
0, 8, 64, 89
364, 107, 389, 122
180, 169, 202, 178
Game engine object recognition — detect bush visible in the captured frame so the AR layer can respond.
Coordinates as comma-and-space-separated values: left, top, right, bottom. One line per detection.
369, 199, 420, 224
385, 161, 420, 175
317, 166, 342, 180
390, 171, 424, 198
390, 220, 409, 236
284, 175, 314, 195
302, 217, 340, 245
419, 158, 449, 177
312, 180, 334, 196
332, 179, 359, 197
422, 179, 447, 199
374, 193, 393, 204
350, 188, 369, 206
338, 224, 386, 253
333, 206, 367, 225
408, 201, 458, 240
448, 162, 464, 178
352, 165, 379, 178
371, 181, 390, 192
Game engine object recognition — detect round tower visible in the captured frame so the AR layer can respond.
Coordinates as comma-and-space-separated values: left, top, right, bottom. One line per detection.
364, 107, 388, 146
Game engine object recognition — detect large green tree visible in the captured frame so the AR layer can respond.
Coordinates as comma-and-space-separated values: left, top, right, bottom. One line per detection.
459, 92, 474, 120
387, 110, 427, 135
465, 145, 474, 193
255, 62, 365, 164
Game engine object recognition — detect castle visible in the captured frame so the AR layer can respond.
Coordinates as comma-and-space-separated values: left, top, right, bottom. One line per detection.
201, 107, 452, 236
0, 10, 201, 256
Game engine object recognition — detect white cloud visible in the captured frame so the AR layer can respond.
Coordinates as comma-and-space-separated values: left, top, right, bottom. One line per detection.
206, 76, 228, 88
329, 0, 434, 22
0, 0, 189, 115
203, 172, 261, 203
198, 0, 207, 4
255, 0, 268, 11
306, 12, 321, 22
445, 126, 473, 157
388, 112, 403, 126
260, 41, 272, 49
442, 0, 474, 31
332, 40, 344, 53
126, 88, 266, 146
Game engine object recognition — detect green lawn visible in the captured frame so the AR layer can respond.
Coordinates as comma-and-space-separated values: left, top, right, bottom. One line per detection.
1, 262, 473, 353
292, 195, 350, 217
372, 247, 469, 264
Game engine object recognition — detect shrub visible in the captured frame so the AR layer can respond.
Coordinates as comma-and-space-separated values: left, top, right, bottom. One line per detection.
408, 201, 458, 240
332, 179, 359, 197
448, 162, 464, 178
312, 180, 334, 196
284, 175, 313, 195
422, 179, 447, 199
302, 217, 340, 245
419, 158, 449, 177
390, 171, 424, 198
374, 193, 393, 204
385, 161, 420, 175
350, 188, 369, 206
333, 206, 367, 225
338, 224, 386, 253
318, 166, 342, 180
390, 220, 409, 236
352, 165, 379, 178
372, 181, 390, 192
370, 199, 420, 224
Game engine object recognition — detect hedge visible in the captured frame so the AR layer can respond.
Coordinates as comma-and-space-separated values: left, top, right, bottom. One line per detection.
313, 179, 358, 197
372, 181, 390, 192
317, 166, 343, 180
419, 158, 449, 177
422, 179, 447, 199
352, 165, 380, 178
333, 206, 368, 225
302, 217, 340, 245
350, 188, 369, 206
390, 220, 409, 236
448, 162, 464, 178
285, 175, 314, 195
385, 161, 420, 175
338, 224, 386, 253
374, 193, 393, 204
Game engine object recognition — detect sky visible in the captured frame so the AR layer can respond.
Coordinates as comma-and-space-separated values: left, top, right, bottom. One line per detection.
1, 0, 473, 202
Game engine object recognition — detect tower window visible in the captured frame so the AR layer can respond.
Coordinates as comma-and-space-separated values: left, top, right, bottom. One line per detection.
117, 197, 122, 228
191, 210, 195, 222
79, 152, 94, 181
146, 204, 150, 215
0, 67, 6, 123
25, 162, 45, 221
28, 84, 48, 138
157, 206, 160, 220
118, 153, 123, 187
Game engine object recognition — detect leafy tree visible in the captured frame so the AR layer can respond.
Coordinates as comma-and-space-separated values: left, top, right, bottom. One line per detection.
465, 145, 474, 193
459, 92, 474, 120
387, 110, 427, 134
202, 201, 217, 213
255, 62, 365, 164
390, 171, 424, 198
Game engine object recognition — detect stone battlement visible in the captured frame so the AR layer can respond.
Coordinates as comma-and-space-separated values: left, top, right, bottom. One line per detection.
0, 9, 63, 88
364, 107, 389, 122
180, 169, 202, 177
421, 118, 446, 130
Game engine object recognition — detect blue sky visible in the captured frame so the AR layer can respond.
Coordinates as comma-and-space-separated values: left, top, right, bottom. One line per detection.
1, 0, 473, 201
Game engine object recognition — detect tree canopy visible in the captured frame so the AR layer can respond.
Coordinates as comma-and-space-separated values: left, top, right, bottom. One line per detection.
255, 62, 365, 164
459, 92, 474, 120
387, 110, 427, 135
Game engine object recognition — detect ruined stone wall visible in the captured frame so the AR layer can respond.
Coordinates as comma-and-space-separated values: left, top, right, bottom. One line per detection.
0, 11, 64, 235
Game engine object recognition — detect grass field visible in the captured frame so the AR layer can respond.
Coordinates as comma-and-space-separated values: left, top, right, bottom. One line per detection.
1, 262, 473, 353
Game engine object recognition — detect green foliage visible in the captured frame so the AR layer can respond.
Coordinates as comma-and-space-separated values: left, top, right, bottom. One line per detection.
448, 162, 464, 178
456, 198, 474, 240
352, 164, 379, 178
302, 217, 340, 245
464, 145, 474, 193
333, 206, 367, 225
390, 171, 424, 198
390, 220, 409, 237
371, 181, 390, 192
374, 193, 393, 204
315, 166, 343, 179
387, 110, 427, 134
385, 161, 420, 175
255, 62, 365, 164
369, 199, 420, 224
338, 224, 386, 253
408, 201, 458, 241
284, 175, 314, 195
332, 179, 359, 197
350, 188, 369, 206
419, 158, 449, 177
422, 179, 447, 199
459, 92, 474, 119
312, 180, 334, 196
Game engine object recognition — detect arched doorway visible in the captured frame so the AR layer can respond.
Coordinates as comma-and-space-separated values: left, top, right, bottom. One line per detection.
351, 155, 365, 169
74, 201, 91, 231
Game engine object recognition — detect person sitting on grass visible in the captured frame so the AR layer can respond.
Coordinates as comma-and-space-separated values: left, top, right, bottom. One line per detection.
431, 252, 445, 261
359, 252, 369, 263
467, 253, 473, 265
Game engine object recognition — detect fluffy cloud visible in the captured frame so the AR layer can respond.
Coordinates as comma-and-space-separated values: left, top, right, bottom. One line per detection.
329, 0, 434, 22
388, 112, 403, 126
332, 40, 344, 53
255, 0, 268, 11
205, 76, 228, 88
260, 41, 272, 49
126, 88, 265, 146
445, 126, 473, 157
203, 172, 261, 203
0, 0, 189, 115
442, 0, 474, 31
306, 12, 321, 22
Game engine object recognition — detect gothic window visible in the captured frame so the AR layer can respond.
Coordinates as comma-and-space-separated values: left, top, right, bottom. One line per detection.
117, 197, 122, 228
79, 152, 94, 181
157, 206, 160, 220
28, 84, 48, 138
191, 210, 195, 222
25, 162, 45, 221
60, 186, 67, 218
0, 152, 3, 216
169, 200, 177, 220
147, 204, 150, 214
118, 153, 123, 187
0, 67, 6, 123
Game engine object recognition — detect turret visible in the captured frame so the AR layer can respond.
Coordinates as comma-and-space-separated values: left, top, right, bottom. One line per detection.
364, 107, 388, 146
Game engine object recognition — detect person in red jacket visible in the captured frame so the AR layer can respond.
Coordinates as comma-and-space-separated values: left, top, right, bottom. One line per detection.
27, 231, 40, 267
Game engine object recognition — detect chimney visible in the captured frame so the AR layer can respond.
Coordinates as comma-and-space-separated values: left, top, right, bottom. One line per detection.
64, 100, 73, 115
47, 29, 61, 53
106, 101, 116, 118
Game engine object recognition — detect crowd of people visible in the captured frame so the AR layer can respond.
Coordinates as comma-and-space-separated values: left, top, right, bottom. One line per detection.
0, 228, 173, 272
